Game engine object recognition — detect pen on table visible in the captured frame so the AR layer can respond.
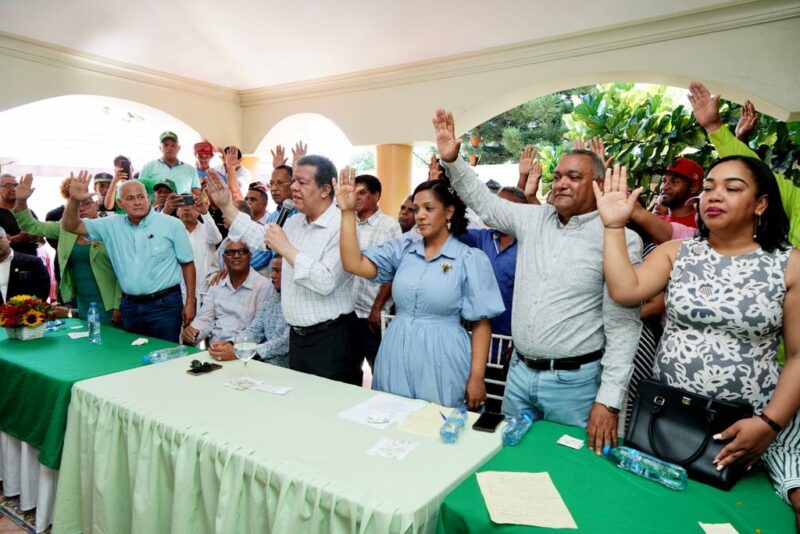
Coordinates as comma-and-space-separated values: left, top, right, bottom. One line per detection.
440, 411, 447, 422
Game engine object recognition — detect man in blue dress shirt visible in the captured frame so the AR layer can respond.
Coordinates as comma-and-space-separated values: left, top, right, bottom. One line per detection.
62, 174, 196, 342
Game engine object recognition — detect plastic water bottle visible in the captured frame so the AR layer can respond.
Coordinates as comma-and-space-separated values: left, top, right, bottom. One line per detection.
87, 302, 102, 344
142, 345, 188, 364
440, 404, 468, 443
602, 445, 688, 491
502, 410, 534, 446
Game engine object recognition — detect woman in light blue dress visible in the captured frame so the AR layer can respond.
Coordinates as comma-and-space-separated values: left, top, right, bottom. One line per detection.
336, 170, 505, 408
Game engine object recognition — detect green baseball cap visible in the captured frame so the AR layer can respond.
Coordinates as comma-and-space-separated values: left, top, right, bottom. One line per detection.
159, 130, 178, 143
152, 179, 177, 192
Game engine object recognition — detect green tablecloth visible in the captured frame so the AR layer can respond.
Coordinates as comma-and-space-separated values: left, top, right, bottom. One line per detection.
0, 319, 190, 469
52, 354, 501, 534
438, 421, 793, 533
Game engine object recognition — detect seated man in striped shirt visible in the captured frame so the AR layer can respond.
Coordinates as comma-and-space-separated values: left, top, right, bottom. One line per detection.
182, 239, 270, 347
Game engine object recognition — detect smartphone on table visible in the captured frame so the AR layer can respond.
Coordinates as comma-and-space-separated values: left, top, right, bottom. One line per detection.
472, 412, 505, 433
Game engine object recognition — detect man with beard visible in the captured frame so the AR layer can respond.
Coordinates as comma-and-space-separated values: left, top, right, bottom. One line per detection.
655, 158, 704, 228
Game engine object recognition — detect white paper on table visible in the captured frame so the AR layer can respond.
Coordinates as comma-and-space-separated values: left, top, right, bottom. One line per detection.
223, 377, 262, 391
366, 437, 418, 460
476, 471, 577, 529
396, 403, 480, 439
67, 332, 89, 339
698, 522, 739, 534
251, 384, 293, 395
337, 394, 426, 429
557, 434, 585, 450
131, 338, 149, 346
70, 325, 85, 330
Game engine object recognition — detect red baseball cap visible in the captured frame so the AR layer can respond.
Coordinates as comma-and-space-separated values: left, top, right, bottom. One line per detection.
194, 141, 214, 156
663, 157, 704, 183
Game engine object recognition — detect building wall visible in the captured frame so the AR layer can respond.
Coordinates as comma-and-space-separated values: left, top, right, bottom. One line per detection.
1, 1, 798, 152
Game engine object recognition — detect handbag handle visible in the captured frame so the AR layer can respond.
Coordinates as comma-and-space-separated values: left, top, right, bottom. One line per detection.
647, 396, 717, 466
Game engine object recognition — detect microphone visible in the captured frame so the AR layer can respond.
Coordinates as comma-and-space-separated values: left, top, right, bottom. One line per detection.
265, 199, 295, 252
274, 199, 295, 227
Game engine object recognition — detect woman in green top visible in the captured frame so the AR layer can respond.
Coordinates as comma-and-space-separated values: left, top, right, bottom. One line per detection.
13, 173, 121, 324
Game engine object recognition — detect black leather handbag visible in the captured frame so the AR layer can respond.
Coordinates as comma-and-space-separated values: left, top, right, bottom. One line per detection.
626, 379, 754, 490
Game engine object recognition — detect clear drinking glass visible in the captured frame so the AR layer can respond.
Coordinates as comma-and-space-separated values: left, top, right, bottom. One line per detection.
233, 333, 257, 369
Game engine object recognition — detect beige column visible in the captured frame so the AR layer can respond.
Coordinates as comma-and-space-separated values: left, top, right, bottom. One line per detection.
240, 155, 261, 183
375, 144, 412, 220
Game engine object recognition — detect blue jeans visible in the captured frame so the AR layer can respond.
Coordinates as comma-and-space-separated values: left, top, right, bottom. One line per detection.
120, 290, 183, 343
501, 354, 601, 428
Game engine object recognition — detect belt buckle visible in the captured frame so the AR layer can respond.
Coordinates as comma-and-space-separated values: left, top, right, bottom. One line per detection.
292, 326, 308, 336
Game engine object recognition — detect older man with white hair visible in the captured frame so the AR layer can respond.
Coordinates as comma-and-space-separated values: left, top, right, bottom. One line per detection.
62, 174, 196, 342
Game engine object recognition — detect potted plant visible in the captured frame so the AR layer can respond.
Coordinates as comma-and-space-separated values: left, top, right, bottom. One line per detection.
1, 295, 54, 340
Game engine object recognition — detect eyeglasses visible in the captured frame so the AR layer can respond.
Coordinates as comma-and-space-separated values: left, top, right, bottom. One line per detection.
223, 249, 250, 256
268, 181, 292, 189
0, 183, 16, 189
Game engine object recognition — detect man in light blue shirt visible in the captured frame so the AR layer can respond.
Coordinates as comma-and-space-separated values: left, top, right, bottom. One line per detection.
62, 177, 197, 342
138, 131, 201, 196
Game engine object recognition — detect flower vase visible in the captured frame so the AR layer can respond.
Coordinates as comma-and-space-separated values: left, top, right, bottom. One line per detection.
5, 323, 46, 340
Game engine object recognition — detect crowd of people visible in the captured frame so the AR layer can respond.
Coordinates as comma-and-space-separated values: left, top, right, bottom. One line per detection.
0, 80, 798, 523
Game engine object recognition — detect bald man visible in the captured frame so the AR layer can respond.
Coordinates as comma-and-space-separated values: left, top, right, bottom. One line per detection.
62, 176, 196, 342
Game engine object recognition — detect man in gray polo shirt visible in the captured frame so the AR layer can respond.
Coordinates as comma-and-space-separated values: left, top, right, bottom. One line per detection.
433, 109, 642, 455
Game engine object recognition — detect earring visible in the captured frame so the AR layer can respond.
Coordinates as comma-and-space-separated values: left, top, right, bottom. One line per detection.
446, 219, 452, 231
753, 213, 761, 239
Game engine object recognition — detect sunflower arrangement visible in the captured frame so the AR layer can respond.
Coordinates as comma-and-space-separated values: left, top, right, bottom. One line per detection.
0, 295, 54, 328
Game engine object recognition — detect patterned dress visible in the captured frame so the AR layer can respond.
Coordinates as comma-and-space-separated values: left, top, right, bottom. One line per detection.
655, 237, 799, 501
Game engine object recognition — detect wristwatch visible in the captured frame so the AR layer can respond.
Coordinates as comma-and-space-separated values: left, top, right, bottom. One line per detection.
603, 404, 620, 414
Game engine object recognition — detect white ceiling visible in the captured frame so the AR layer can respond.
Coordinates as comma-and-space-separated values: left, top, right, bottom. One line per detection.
0, 0, 738, 90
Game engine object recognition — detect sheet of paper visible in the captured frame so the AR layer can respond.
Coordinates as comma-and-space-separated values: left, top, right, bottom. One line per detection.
223, 377, 262, 391
366, 437, 418, 460
252, 384, 293, 395
698, 522, 739, 534
396, 403, 480, 439
337, 393, 426, 429
477, 471, 577, 529
68, 332, 89, 339
131, 338, 149, 346
70, 325, 85, 330
557, 434, 585, 450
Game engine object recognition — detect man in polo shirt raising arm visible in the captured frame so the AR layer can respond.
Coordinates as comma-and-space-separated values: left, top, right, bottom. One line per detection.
138, 131, 201, 197
62, 173, 196, 342
205, 159, 362, 386
433, 109, 643, 455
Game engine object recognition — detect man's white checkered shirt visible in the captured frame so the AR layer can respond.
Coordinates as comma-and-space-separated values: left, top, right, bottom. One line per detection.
229, 201, 354, 327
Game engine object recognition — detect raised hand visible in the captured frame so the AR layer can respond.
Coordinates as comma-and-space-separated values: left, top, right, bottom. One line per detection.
687, 81, 722, 133
589, 138, 614, 168
735, 100, 758, 142
333, 165, 357, 212
222, 146, 239, 169
15, 173, 34, 201
204, 169, 232, 208
572, 138, 586, 151
518, 145, 538, 177
271, 145, 287, 168
524, 159, 542, 203
592, 164, 641, 229
428, 155, 443, 181
67, 170, 95, 201
291, 141, 307, 162
432, 109, 462, 163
